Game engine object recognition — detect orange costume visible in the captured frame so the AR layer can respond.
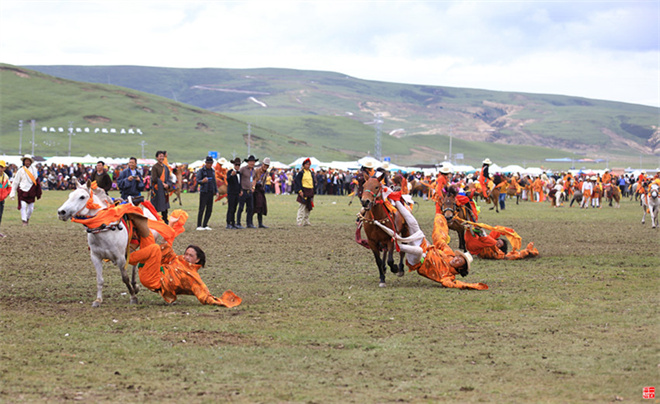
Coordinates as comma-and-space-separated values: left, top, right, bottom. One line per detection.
407, 212, 488, 290
214, 163, 228, 201
376, 193, 487, 290
128, 235, 241, 307
532, 177, 545, 202
464, 223, 539, 260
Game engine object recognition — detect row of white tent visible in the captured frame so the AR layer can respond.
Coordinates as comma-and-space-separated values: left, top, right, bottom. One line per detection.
40, 127, 143, 135
1, 154, 656, 178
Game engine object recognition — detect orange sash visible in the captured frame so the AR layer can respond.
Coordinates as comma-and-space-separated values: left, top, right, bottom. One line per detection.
23, 167, 37, 186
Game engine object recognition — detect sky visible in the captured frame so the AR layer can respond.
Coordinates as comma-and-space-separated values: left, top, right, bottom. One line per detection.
1, 0, 659, 107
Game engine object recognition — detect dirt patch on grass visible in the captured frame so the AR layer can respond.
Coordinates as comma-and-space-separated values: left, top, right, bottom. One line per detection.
84, 115, 111, 124
160, 330, 258, 347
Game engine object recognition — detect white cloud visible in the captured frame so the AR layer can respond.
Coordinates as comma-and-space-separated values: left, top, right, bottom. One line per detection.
1, 0, 658, 107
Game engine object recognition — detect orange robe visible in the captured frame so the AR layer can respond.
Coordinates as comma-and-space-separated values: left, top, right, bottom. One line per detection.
128, 234, 241, 308
465, 228, 539, 260
407, 213, 488, 290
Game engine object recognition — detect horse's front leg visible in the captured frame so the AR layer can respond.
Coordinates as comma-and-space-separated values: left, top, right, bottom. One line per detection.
89, 254, 105, 308
458, 230, 466, 252
396, 252, 405, 277
131, 264, 140, 296
116, 256, 139, 305
386, 244, 397, 274
372, 248, 386, 288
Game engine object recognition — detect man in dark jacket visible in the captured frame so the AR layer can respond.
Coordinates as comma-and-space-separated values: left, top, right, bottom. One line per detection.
91, 161, 113, 193
225, 157, 242, 229
117, 157, 144, 201
150, 151, 171, 223
195, 156, 219, 230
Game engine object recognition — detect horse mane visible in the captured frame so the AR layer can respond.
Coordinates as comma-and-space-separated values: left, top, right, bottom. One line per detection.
92, 187, 114, 207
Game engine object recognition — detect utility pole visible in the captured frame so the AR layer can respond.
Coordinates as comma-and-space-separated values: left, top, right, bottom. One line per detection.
67, 121, 74, 156
247, 123, 251, 156
18, 120, 23, 154
448, 124, 454, 163
374, 113, 383, 161
30, 120, 36, 155
139, 140, 148, 159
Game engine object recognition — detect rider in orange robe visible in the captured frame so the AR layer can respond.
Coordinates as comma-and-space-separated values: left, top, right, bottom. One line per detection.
375, 189, 488, 290
464, 225, 538, 260
129, 234, 241, 307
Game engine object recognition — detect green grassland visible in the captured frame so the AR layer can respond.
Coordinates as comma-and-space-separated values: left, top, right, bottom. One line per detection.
0, 190, 658, 403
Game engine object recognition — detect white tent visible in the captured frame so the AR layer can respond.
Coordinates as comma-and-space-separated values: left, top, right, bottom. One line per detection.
500, 165, 526, 174
289, 156, 322, 169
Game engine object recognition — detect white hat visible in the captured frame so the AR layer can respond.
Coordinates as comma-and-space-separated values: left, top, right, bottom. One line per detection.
454, 250, 473, 273
22, 154, 34, 164
482, 158, 492, 165
439, 166, 451, 174
262, 157, 271, 166
590, 175, 597, 181
381, 162, 390, 170
363, 160, 375, 169
604, 168, 610, 172
218, 157, 228, 165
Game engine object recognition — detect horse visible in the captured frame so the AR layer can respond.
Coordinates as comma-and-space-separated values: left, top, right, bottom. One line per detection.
485, 186, 500, 213
408, 178, 432, 199
441, 187, 477, 252
641, 185, 659, 229
358, 178, 408, 287
604, 182, 621, 208
506, 181, 521, 204
57, 181, 156, 307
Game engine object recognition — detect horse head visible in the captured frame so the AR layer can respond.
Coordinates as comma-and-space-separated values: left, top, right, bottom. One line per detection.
442, 186, 460, 222
57, 180, 109, 221
361, 177, 382, 211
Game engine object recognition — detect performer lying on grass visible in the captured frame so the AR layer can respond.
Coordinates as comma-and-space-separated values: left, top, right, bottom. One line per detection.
463, 222, 539, 260
129, 233, 241, 308
374, 187, 488, 290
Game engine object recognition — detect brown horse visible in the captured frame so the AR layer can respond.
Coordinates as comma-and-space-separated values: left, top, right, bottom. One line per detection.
485, 186, 500, 213
358, 178, 408, 287
604, 182, 621, 208
441, 187, 477, 252
408, 178, 432, 199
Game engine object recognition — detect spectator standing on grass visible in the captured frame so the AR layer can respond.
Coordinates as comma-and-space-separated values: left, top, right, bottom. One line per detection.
237, 155, 257, 228
151, 151, 171, 224
9, 155, 42, 227
252, 157, 270, 228
0, 160, 11, 237
117, 157, 144, 201
225, 158, 242, 229
294, 158, 316, 226
196, 156, 219, 231
90, 161, 113, 193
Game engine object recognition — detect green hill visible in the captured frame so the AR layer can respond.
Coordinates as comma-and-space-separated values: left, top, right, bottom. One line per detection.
2, 63, 658, 167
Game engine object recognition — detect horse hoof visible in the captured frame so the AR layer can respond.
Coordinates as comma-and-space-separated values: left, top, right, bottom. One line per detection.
378, 282, 387, 288
130, 297, 139, 304
91, 300, 102, 308
397, 270, 404, 277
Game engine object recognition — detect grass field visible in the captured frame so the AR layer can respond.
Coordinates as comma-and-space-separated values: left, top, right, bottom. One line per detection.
0, 190, 658, 403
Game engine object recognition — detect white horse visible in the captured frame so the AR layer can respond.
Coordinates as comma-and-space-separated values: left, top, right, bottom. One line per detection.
57, 181, 154, 307
641, 184, 659, 229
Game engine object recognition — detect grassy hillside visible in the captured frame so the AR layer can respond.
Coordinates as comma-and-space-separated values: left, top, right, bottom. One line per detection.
23, 65, 660, 160
2, 64, 657, 167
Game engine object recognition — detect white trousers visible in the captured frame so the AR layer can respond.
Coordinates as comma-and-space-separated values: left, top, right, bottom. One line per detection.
20, 200, 34, 222
297, 203, 311, 225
